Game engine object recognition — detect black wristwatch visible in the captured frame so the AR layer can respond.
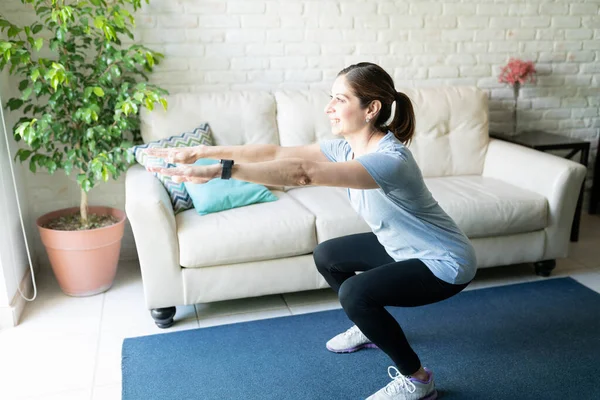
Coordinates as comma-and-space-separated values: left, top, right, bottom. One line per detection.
219, 159, 234, 180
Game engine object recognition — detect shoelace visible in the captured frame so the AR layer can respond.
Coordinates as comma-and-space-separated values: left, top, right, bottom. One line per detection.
343, 325, 362, 337
384, 366, 416, 396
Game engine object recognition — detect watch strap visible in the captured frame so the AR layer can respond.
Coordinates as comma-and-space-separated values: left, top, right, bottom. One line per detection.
220, 159, 234, 180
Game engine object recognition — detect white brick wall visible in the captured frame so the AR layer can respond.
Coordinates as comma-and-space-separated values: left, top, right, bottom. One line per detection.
2, 0, 599, 265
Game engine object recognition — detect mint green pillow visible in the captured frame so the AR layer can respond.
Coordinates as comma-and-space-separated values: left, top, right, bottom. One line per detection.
183, 159, 278, 215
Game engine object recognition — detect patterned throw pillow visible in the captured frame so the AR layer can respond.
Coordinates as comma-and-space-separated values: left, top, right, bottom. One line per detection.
131, 123, 214, 214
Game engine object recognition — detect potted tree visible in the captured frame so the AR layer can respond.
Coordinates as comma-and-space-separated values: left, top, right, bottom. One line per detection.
0, 0, 168, 296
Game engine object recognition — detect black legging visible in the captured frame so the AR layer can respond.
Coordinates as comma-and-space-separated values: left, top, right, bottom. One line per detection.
313, 232, 470, 375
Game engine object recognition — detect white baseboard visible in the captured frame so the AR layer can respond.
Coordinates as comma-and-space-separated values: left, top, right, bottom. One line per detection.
0, 269, 35, 330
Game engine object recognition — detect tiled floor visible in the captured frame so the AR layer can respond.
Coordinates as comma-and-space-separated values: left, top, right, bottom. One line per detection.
1, 214, 600, 400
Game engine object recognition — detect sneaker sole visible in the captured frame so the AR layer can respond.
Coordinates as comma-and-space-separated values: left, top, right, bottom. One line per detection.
326, 342, 378, 353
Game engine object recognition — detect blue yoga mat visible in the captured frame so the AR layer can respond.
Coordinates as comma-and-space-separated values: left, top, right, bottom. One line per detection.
122, 278, 600, 399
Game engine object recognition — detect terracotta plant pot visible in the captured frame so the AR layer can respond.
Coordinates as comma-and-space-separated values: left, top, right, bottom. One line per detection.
37, 206, 126, 297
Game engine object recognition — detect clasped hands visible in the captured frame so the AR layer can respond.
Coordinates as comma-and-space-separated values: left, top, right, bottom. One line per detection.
143, 146, 218, 184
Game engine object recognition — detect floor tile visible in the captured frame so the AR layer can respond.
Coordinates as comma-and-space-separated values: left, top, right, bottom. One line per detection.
93, 332, 126, 387
0, 330, 98, 398
17, 388, 92, 400
15, 268, 104, 337
570, 270, 600, 293
568, 213, 600, 268
92, 384, 121, 400
100, 263, 198, 337
568, 241, 600, 268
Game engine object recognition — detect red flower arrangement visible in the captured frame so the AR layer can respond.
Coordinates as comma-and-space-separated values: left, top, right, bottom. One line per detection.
498, 58, 536, 87
498, 58, 536, 134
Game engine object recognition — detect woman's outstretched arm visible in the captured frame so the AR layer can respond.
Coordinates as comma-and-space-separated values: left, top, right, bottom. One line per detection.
149, 158, 378, 190
144, 142, 328, 164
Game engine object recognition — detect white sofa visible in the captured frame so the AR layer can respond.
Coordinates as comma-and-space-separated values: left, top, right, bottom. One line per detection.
125, 87, 587, 328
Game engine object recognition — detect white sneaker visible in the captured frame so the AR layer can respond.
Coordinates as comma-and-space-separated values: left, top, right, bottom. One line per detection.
366, 367, 437, 400
326, 325, 378, 353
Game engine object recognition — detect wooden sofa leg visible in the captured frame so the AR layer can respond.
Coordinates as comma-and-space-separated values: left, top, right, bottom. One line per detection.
534, 260, 556, 277
151, 307, 176, 328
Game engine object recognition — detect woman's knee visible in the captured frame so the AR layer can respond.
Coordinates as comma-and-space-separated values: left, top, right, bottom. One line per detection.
313, 240, 337, 272
338, 278, 370, 319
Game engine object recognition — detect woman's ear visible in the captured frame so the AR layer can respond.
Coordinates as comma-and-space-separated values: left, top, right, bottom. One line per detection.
367, 100, 382, 120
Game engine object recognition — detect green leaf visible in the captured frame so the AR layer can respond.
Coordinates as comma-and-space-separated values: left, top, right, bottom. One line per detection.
93, 87, 104, 97
0, 41, 11, 52
144, 98, 154, 111
7, 98, 24, 111
15, 122, 28, 139
82, 179, 92, 192
7, 26, 20, 38
47, 160, 57, 174
159, 98, 168, 110
94, 16, 104, 29
34, 38, 43, 51
63, 161, 73, 175
31, 69, 40, 82
145, 52, 154, 67
32, 24, 43, 34
21, 87, 33, 100
16, 149, 32, 162
19, 80, 29, 90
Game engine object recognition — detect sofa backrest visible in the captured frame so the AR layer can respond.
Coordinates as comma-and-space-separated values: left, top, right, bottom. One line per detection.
140, 92, 279, 146
141, 87, 489, 177
276, 87, 489, 177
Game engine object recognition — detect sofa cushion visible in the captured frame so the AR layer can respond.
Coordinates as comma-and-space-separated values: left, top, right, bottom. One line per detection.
184, 159, 278, 215
275, 87, 489, 178
425, 176, 548, 238
402, 86, 489, 177
131, 123, 214, 214
274, 90, 337, 147
286, 186, 371, 243
141, 91, 279, 146
177, 191, 317, 268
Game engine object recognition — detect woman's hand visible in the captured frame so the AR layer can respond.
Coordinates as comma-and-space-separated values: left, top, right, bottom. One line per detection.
143, 146, 205, 165
147, 164, 220, 184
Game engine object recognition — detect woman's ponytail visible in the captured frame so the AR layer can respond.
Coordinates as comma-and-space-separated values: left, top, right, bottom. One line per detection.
389, 91, 415, 146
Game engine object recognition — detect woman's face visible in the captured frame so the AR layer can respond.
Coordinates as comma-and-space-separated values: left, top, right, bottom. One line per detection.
324, 75, 367, 136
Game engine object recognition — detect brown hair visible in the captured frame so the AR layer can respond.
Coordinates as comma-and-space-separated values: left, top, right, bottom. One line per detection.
338, 62, 416, 145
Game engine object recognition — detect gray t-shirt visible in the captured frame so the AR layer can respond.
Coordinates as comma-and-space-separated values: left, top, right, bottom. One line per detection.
320, 132, 477, 285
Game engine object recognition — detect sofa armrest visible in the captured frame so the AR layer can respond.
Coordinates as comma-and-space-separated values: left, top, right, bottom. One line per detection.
125, 164, 184, 309
482, 139, 587, 259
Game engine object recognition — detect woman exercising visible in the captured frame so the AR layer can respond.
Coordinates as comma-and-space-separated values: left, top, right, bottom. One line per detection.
146, 62, 477, 400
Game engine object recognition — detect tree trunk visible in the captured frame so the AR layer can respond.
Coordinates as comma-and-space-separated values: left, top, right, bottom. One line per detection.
80, 188, 88, 228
